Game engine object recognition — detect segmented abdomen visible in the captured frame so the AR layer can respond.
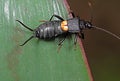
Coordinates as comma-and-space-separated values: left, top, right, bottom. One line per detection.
35, 21, 64, 39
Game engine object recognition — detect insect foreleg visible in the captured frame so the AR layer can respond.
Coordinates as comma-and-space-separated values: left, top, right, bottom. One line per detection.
49, 14, 64, 21
79, 31, 84, 39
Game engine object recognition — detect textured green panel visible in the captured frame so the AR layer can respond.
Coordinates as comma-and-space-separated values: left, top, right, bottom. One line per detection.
0, 0, 92, 81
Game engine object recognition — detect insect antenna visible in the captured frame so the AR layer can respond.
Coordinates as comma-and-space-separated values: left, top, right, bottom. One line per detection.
92, 26, 120, 40
16, 20, 33, 31
20, 36, 34, 46
87, 1, 120, 40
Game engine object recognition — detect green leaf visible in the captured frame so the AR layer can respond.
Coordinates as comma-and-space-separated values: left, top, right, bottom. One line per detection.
0, 0, 93, 81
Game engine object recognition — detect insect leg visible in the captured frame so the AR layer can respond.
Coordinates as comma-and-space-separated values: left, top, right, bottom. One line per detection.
70, 11, 75, 18
81, 32, 84, 39
20, 36, 34, 46
49, 14, 64, 21
16, 20, 33, 31
78, 31, 84, 39
58, 37, 66, 46
73, 34, 78, 49
74, 34, 78, 45
57, 34, 67, 52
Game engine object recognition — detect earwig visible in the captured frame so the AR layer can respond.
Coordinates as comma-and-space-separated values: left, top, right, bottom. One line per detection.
16, 14, 120, 47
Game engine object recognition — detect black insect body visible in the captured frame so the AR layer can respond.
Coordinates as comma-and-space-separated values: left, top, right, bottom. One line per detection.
16, 14, 120, 46
35, 21, 63, 39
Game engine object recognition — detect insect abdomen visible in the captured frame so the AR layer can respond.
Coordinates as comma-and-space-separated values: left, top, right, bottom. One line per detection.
35, 21, 64, 39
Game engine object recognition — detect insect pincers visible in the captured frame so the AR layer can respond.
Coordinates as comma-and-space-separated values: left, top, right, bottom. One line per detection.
16, 13, 120, 48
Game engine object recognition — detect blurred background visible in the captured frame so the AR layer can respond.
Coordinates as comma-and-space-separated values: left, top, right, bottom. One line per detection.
68, 0, 120, 81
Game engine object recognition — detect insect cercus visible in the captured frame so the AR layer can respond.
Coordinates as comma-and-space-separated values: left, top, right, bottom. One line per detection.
16, 13, 120, 47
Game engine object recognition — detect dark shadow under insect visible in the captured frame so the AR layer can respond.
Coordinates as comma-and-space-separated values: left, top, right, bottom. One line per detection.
16, 13, 120, 48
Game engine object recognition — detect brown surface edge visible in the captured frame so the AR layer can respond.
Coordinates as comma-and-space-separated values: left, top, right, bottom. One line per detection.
63, 0, 94, 81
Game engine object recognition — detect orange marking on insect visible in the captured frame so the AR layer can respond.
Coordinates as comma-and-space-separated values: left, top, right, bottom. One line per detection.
61, 21, 68, 32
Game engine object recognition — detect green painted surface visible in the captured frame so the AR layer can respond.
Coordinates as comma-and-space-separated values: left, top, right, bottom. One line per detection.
0, 0, 91, 81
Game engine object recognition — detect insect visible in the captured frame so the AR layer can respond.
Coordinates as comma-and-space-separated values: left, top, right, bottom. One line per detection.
16, 13, 120, 47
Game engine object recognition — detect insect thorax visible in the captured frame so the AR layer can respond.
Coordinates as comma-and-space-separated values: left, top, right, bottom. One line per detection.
67, 17, 80, 33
